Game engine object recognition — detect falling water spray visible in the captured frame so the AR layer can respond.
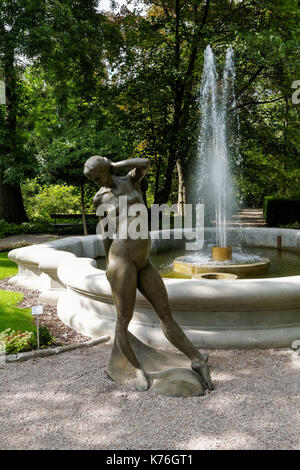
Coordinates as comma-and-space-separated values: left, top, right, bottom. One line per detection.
197, 45, 238, 258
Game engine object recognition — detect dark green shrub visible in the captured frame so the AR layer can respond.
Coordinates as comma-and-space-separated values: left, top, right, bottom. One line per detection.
19, 221, 54, 234
264, 197, 300, 227
0, 219, 55, 239
55, 223, 97, 236
30, 326, 54, 349
279, 222, 300, 229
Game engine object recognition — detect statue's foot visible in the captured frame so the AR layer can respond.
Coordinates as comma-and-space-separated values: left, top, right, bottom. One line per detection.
135, 369, 150, 392
191, 359, 214, 392
202, 352, 209, 363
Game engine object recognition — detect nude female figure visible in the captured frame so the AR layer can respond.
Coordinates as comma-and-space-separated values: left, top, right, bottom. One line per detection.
84, 156, 213, 392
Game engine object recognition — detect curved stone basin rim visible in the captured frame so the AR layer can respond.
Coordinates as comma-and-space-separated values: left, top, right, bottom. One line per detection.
7, 227, 300, 349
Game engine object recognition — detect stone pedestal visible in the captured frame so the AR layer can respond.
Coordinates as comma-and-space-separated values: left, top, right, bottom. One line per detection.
108, 332, 207, 397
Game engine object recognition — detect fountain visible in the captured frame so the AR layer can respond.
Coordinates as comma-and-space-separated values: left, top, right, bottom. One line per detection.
6, 48, 300, 349
200, 44, 233, 256
174, 46, 270, 278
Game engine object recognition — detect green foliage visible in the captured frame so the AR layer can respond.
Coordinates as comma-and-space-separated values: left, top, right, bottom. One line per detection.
1, 0, 300, 216
0, 217, 98, 238
0, 326, 54, 354
237, 151, 300, 208
37, 131, 119, 186
280, 222, 300, 229
0, 328, 34, 355
0, 285, 54, 354
0, 0, 48, 180
0, 219, 54, 239
0, 282, 54, 354
264, 196, 300, 227
22, 180, 90, 221
29, 326, 54, 350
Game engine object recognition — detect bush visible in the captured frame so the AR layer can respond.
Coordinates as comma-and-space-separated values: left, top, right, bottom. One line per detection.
279, 222, 300, 229
0, 329, 34, 354
0, 326, 54, 354
0, 217, 98, 239
29, 326, 54, 350
22, 180, 94, 221
264, 197, 300, 227
0, 219, 54, 239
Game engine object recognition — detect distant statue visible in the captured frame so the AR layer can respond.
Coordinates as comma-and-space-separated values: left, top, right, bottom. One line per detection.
84, 156, 213, 394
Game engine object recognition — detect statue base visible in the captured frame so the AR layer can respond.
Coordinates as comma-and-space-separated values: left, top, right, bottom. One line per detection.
108, 332, 208, 397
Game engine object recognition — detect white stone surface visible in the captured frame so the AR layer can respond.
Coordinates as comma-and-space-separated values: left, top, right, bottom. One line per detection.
8, 228, 300, 348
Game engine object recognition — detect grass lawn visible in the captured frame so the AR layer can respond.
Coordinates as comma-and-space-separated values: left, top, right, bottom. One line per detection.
0, 252, 36, 333
0, 290, 36, 332
0, 252, 18, 279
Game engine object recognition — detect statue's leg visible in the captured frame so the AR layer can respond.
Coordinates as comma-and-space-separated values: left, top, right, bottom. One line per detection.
106, 258, 149, 391
137, 262, 213, 391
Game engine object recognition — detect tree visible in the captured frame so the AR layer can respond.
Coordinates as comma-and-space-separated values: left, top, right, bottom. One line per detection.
0, 0, 47, 222
0, 0, 119, 224
109, 0, 300, 207
109, 1, 212, 205
23, 1, 123, 232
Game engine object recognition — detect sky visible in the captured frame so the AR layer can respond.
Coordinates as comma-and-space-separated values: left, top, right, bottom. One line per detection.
97, 0, 144, 13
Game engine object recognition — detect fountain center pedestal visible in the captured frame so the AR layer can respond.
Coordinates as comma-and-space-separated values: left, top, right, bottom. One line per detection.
212, 246, 232, 262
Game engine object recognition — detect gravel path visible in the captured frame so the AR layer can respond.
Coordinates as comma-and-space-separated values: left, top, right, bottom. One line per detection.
0, 344, 299, 450
1, 227, 299, 450
0, 233, 67, 251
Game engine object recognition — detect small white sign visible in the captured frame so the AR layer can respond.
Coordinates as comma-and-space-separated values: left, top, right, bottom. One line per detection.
31, 305, 44, 316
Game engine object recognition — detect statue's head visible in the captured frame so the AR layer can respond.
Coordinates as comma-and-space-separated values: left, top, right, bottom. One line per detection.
84, 156, 112, 186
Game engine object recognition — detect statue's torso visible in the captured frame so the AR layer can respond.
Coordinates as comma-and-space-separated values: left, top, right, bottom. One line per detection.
98, 173, 144, 211
95, 173, 150, 244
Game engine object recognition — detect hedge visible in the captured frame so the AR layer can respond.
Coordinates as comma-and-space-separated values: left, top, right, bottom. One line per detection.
0, 220, 55, 239
264, 197, 300, 227
0, 219, 98, 239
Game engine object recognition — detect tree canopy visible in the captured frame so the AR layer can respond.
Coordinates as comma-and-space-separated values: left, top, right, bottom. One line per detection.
0, 0, 299, 222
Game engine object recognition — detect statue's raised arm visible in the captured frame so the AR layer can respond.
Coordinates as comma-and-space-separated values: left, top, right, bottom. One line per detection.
112, 158, 150, 182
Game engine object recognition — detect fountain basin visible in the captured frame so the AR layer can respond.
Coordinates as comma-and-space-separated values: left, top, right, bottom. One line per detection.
174, 255, 270, 277
8, 227, 300, 349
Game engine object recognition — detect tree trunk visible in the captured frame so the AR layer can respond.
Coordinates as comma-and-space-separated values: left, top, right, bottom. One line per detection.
176, 159, 186, 215
0, 51, 27, 223
156, 92, 183, 205
155, 154, 177, 204
0, 175, 27, 224
80, 185, 88, 236
155, 0, 182, 205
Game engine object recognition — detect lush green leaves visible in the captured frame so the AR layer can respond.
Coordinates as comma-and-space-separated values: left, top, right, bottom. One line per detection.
1, 0, 300, 217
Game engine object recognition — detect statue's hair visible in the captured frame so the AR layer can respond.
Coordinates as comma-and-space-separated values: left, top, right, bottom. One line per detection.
84, 156, 111, 181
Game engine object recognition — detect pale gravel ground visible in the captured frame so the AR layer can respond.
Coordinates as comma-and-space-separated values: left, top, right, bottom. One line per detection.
1, 227, 299, 450
0, 343, 299, 450
0, 233, 66, 247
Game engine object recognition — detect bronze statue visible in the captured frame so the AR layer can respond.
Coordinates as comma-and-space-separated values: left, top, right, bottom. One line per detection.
84, 156, 213, 394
